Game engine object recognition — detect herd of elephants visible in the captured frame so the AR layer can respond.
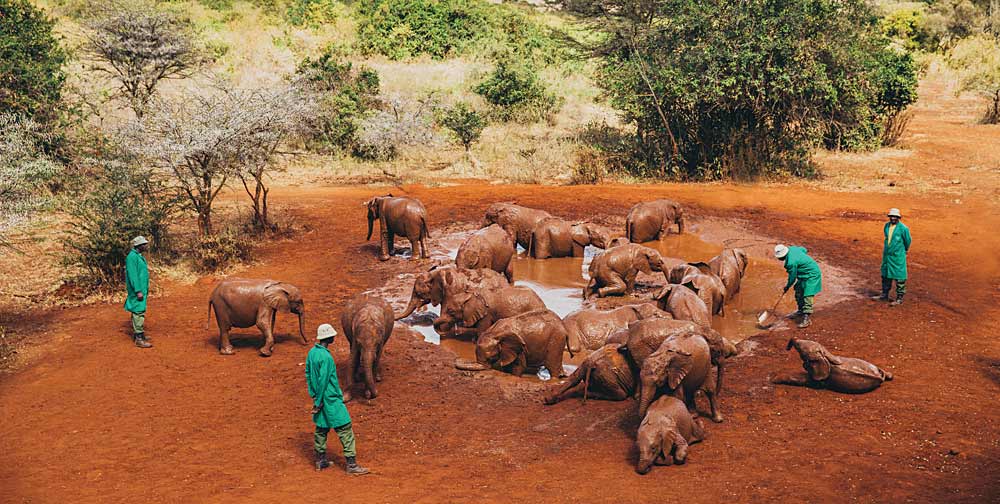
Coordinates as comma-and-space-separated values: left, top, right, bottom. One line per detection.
205, 196, 894, 473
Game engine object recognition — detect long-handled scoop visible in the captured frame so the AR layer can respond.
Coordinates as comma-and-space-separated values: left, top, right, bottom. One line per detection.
756, 289, 788, 329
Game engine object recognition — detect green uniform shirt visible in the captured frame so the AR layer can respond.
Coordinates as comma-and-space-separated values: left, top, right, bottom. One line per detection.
124, 249, 148, 313
783, 246, 822, 297
305, 343, 351, 429
880, 221, 911, 280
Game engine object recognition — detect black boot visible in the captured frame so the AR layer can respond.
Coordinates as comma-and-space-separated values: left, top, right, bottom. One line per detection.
314, 452, 330, 471
345, 456, 369, 475
134, 333, 153, 348
870, 292, 889, 301
890, 294, 904, 306
797, 315, 812, 329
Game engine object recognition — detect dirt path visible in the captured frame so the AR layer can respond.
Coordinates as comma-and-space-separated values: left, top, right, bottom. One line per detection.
2, 183, 998, 503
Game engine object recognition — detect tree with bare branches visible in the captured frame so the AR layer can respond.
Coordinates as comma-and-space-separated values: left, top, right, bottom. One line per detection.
0, 113, 61, 249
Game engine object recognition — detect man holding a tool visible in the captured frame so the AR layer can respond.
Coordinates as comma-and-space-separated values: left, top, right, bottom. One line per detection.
774, 244, 822, 329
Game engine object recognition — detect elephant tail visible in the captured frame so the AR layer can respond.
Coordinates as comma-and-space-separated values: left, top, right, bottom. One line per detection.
421, 215, 430, 239
625, 219, 632, 243
206, 300, 214, 330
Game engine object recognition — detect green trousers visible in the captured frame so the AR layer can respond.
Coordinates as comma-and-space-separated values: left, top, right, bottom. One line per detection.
314, 423, 356, 458
794, 289, 815, 315
130, 312, 145, 335
881, 276, 906, 297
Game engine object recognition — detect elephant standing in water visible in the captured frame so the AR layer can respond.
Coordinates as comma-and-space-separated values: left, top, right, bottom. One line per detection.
774, 338, 893, 393
655, 284, 712, 327
562, 303, 670, 353
626, 199, 686, 242
395, 266, 508, 321
455, 224, 516, 282
635, 396, 705, 474
483, 203, 552, 250
455, 309, 570, 378
666, 263, 726, 315
584, 243, 669, 299
529, 218, 610, 259
208, 278, 307, 356
708, 248, 749, 301
543, 343, 637, 404
365, 194, 430, 261
340, 294, 395, 402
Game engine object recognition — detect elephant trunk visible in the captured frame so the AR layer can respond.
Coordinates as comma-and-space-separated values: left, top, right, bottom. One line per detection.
298, 311, 307, 344
362, 350, 377, 399
396, 294, 426, 320
637, 379, 656, 418
454, 358, 490, 371
635, 452, 655, 475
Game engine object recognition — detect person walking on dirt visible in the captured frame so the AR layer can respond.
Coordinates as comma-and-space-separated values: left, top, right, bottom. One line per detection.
124, 236, 152, 348
872, 208, 911, 306
306, 324, 370, 475
774, 244, 822, 329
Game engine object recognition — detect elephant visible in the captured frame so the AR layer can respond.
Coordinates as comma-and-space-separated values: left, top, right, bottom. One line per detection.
562, 303, 671, 353
455, 224, 516, 282
679, 271, 727, 316
655, 284, 712, 327
615, 318, 699, 370
365, 194, 430, 261
774, 338, 894, 393
584, 243, 669, 299
543, 343, 636, 404
483, 203, 552, 250
340, 294, 395, 402
454, 309, 569, 378
207, 278, 307, 356
395, 265, 509, 320
635, 396, 706, 474
626, 199, 686, 242
636, 330, 717, 421
666, 263, 703, 285
529, 218, 610, 259
434, 285, 546, 338
708, 248, 748, 301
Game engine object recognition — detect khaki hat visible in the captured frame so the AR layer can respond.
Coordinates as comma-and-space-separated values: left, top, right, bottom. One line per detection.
317, 323, 338, 340
131, 236, 149, 248
887, 208, 902, 218
774, 244, 789, 259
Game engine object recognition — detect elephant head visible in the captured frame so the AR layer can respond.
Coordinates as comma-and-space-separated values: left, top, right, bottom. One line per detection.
396, 265, 455, 320
365, 194, 393, 240
262, 282, 307, 344
629, 303, 672, 321
476, 326, 527, 370
638, 246, 668, 277
667, 263, 699, 284
637, 346, 694, 417
636, 416, 686, 474
787, 338, 842, 381
607, 237, 629, 248
571, 223, 611, 249
434, 287, 488, 335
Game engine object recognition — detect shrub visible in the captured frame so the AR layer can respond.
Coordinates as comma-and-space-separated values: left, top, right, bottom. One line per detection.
0, 0, 68, 127
474, 58, 561, 123
949, 34, 1000, 123
440, 102, 486, 152
882, 8, 937, 51
295, 49, 380, 153
0, 113, 62, 248
191, 227, 253, 271
353, 95, 437, 160
285, 0, 349, 27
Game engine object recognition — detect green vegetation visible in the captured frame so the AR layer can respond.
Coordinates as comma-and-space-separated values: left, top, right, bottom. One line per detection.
474, 58, 561, 123
440, 102, 486, 152
295, 48, 381, 153
949, 34, 1000, 122
0, 0, 67, 127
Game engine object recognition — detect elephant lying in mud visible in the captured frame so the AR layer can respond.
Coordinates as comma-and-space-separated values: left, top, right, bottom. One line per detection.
584, 244, 669, 299
208, 278, 307, 356
626, 199, 686, 242
366, 194, 430, 261
635, 396, 705, 474
395, 266, 509, 321
529, 218, 610, 259
483, 203, 552, 250
340, 294, 394, 402
655, 284, 712, 327
562, 303, 671, 353
708, 248, 748, 301
434, 285, 545, 338
455, 310, 570, 378
456, 224, 516, 282
543, 343, 636, 404
774, 338, 893, 393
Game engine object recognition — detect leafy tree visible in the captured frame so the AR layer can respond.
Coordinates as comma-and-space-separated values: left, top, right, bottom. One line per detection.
441, 102, 487, 152
0, 0, 67, 126
949, 34, 1000, 123
295, 49, 380, 153
474, 58, 561, 123
0, 113, 62, 249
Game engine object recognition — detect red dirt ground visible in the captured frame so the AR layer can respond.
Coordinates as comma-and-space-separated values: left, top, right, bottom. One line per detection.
2, 181, 998, 503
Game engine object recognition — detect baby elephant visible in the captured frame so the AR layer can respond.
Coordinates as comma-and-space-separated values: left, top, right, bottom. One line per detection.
774, 338, 893, 393
636, 396, 705, 474
455, 309, 569, 378
340, 294, 395, 402
543, 343, 636, 405
208, 278, 307, 356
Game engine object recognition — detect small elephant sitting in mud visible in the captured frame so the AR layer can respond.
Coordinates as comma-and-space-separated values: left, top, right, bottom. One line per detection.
395, 265, 508, 321
708, 248, 749, 301
655, 284, 712, 327
635, 396, 706, 474
562, 303, 671, 353
626, 199, 686, 242
529, 218, 610, 259
543, 343, 636, 404
455, 309, 570, 378
365, 194, 431, 261
774, 338, 893, 394
434, 285, 545, 338
455, 224, 516, 282
585, 243, 669, 299
483, 202, 552, 250
208, 278, 307, 356
340, 294, 395, 402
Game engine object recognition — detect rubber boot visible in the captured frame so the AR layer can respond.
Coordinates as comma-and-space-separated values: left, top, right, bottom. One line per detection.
314, 452, 330, 471
797, 315, 812, 329
870, 293, 889, 301
345, 456, 369, 475
890, 294, 904, 306
134, 333, 153, 348
784, 310, 802, 320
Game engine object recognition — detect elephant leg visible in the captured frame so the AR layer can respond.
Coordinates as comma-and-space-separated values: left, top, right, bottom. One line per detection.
624, 270, 639, 294
598, 275, 628, 297
703, 386, 724, 423
584, 387, 631, 401
219, 323, 235, 355
545, 350, 566, 379
504, 262, 514, 283
373, 346, 384, 382
408, 235, 420, 261
387, 232, 396, 256
257, 312, 275, 357
543, 371, 586, 405
379, 230, 391, 261
772, 372, 812, 387
343, 344, 360, 403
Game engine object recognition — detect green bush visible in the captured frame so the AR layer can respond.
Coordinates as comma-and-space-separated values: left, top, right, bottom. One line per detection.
882, 8, 937, 51
474, 58, 561, 123
440, 102, 486, 151
295, 49, 380, 153
0, 0, 67, 128
192, 228, 253, 271
286, 0, 349, 27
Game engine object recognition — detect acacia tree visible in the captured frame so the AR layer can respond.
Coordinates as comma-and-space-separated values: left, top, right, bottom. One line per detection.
0, 113, 61, 248
84, 1, 202, 119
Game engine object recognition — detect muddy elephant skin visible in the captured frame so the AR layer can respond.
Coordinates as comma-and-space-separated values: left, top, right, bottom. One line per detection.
708, 248, 748, 301
585, 244, 669, 299
434, 285, 546, 338
529, 219, 610, 259
208, 278, 307, 357
340, 294, 395, 402
395, 266, 509, 320
483, 203, 552, 250
456, 224, 516, 282
626, 199, 686, 243
636, 396, 705, 474
543, 343, 636, 404
616, 318, 699, 371
562, 303, 671, 353
469, 309, 569, 378
679, 271, 727, 316
637, 331, 715, 420
655, 284, 712, 327
366, 194, 431, 261
774, 338, 894, 393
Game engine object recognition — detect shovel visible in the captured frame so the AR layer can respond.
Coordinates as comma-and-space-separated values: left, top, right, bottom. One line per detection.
756, 289, 788, 329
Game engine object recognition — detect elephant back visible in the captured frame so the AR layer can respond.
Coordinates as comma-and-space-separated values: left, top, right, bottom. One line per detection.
623, 319, 698, 368
828, 357, 889, 393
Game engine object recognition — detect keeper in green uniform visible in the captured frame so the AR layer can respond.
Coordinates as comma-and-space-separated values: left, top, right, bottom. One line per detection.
306, 323, 370, 475
124, 236, 152, 348
774, 244, 822, 329
872, 208, 911, 306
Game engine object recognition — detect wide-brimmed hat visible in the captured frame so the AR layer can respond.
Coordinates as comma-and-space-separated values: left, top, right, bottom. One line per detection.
774, 244, 789, 259
317, 324, 338, 340
131, 236, 149, 248
887, 208, 902, 218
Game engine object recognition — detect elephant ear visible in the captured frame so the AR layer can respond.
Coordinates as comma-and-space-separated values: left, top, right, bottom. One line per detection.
263, 282, 291, 312
681, 277, 700, 295
463, 293, 490, 326
667, 351, 694, 390
655, 285, 674, 301
498, 333, 526, 367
